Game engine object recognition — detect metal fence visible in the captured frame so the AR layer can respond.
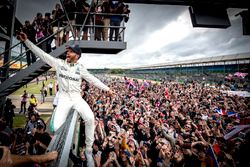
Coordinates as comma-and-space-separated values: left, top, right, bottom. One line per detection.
47, 109, 79, 167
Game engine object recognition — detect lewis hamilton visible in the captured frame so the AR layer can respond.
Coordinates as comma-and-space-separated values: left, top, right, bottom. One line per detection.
18, 32, 113, 167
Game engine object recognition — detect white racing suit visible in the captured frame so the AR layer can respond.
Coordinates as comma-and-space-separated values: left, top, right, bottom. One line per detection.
24, 40, 109, 161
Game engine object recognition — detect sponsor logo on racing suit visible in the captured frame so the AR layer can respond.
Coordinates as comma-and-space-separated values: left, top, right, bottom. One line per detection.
59, 73, 79, 81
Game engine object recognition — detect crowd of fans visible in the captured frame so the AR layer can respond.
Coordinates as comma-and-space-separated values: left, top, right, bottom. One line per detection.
1, 82, 52, 166
74, 75, 249, 167
1, 74, 250, 166
2, 1, 249, 165
125, 72, 250, 92
0, 104, 52, 166
224, 72, 250, 92
19, 0, 130, 66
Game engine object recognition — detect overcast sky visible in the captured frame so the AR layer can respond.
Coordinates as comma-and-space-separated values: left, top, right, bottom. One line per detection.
16, 0, 250, 69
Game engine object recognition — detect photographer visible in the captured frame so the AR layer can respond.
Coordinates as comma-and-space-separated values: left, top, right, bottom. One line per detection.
31, 122, 51, 155
102, 151, 121, 167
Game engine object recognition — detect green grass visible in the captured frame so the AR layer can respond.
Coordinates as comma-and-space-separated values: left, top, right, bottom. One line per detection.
13, 114, 51, 128
12, 79, 56, 96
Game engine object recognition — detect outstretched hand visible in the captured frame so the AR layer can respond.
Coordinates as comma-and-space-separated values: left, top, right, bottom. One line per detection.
17, 32, 28, 42
0, 146, 12, 167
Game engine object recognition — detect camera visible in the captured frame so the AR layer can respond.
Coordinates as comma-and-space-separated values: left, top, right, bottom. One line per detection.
36, 120, 45, 130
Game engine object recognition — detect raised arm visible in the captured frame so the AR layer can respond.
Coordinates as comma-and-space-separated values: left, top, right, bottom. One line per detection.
18, 32, 58, 68
81, 67, 110, 91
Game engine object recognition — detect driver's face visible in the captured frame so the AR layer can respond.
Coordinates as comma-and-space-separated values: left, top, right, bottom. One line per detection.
66, 48, 78, 63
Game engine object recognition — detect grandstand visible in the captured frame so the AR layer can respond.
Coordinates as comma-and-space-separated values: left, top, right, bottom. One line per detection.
132, 52, 250, 70
126, 52, 250, 83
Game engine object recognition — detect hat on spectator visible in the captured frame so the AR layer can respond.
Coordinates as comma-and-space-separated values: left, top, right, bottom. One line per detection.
66, 44, 82, 56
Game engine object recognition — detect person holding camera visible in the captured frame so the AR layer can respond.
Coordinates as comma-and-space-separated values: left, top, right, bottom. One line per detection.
102, 151, 121, 167
31, 122, 51, 155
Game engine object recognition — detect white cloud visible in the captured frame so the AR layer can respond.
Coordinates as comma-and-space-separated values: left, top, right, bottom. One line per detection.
143, 18, 189, 52
16, 1, 250, 70
17, 2, 249, 69
129, 10, 191, 55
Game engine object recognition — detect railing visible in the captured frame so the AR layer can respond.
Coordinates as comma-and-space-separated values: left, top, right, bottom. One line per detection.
47, 109, 79, 167
0, 11, 127, 80
0, 15, 68, 80
61, 10, 127, 41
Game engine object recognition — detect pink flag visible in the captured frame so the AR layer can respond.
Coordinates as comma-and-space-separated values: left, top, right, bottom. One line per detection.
234, 72, 248, 78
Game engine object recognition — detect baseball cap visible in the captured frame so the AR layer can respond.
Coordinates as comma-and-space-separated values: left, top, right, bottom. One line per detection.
36, 120, 46, 130
66, 44, 81, 56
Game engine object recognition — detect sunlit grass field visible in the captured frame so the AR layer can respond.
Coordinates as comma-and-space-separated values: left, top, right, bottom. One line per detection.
11, 78, 55, 128
13, 114, 51, 128
12, 78, 56, 95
